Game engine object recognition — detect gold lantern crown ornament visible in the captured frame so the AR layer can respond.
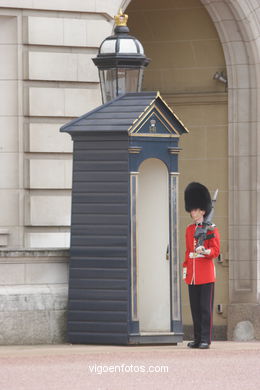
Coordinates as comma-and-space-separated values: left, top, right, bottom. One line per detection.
114, 9, 128, 27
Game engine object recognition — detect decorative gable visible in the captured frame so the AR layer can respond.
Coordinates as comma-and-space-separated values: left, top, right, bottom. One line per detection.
128, 93, 188, 137
129, 108, 179, 137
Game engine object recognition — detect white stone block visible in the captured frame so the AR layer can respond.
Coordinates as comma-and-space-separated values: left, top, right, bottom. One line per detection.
29, 87, 65, 117
26, 15, 112, 47
7, 227, 22, 248
77, 53, 100, 82
27, 16, 63, 46
28, 51, 99, 82
29, 123, 72, 153
96, 0, 122, 19
0, 285, 68, 311
0, 229, 9, 246
85, 18, 113, 47
229, 122, 257, 157
249, 0, 260, 10
237, 190, 256, 226
28, 51, 77, 81
248, 10, 260, 37
240, 88, 256, 122
238, 156, 257, 191
233, 1, 252, 21
64, 87, 101, 117
63, 18, 86, 47
0, 81, 18, 116
0, 263, 25, 285
28, 195, 71, 226
215, 20, 242, 43
27, 232, 70, 248
229, 88, 252, 123
0, 310, 67, 344
223, 41, 249, 65
0, 117, 18, 152
0, 15, 17, 44
0, 0, 120, 13
0, 1, 33, 10
0, 45, 17, 79
25, 262, 68, 284
205, 1, 234, 23
28, 159, 72, 189
31, 0, 96, 12
0, 190, 19, 225
29, 52, 77, 81
227, 64, 250, 89
0, 153, 19, 189
29, 87, 101, 117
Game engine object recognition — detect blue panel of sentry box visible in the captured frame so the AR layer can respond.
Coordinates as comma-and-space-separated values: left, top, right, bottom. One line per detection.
60, 91, 188, 345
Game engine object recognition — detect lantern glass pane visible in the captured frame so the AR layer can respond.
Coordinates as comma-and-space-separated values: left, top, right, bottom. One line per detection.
99, 68, 144, 103
137, 68, 144, 91
99, 69, 117, 104
136, 40, 144, 55
100, 39, 117, 54
117, 68, 140, 96
119, 39, 138, 53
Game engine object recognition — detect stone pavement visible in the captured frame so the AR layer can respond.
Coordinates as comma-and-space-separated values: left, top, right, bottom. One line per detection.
0, 341, 259, 390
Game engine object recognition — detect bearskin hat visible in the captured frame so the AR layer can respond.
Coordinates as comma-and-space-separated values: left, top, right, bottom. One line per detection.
184, 182, 212, 217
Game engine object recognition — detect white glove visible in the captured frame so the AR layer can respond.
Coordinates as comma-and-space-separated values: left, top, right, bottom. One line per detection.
183, 267, 187, 279
189, 252, 198, 258
196, 246, 211, 255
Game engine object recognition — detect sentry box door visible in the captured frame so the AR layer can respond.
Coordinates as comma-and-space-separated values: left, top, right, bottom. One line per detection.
137, 158, 170, 332
128, 92, 189, 343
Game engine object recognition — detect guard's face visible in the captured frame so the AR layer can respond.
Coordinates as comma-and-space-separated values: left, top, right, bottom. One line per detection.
190, 208, 205, 223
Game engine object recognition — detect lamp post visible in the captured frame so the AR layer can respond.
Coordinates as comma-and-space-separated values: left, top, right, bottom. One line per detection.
92, 10, 150, 103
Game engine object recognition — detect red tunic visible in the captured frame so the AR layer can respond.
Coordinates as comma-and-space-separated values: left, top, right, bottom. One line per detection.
183, 223, 220, 285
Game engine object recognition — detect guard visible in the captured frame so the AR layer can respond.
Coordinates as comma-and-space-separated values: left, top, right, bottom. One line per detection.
183, 182, 220, 349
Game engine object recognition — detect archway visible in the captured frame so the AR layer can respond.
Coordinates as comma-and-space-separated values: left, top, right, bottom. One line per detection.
122, 0, 260, 340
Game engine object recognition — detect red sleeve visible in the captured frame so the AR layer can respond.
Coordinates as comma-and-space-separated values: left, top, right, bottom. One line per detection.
203, 227, 220, 259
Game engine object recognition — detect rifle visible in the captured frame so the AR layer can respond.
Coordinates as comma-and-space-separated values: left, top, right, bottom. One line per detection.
194, 189, 218, 249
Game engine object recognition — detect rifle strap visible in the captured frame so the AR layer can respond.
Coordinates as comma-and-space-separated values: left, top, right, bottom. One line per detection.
205, 233, 215, 240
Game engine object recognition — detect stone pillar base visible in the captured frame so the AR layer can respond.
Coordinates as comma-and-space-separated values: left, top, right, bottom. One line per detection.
0, 285, 68, 345
0, 249, 69, 345
227, 304, 260, 341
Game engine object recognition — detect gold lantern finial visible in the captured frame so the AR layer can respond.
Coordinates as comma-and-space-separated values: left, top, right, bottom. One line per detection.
114, 9, 128, 27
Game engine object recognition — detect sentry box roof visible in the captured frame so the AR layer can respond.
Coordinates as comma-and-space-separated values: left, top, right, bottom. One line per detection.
60, 91, 189, 138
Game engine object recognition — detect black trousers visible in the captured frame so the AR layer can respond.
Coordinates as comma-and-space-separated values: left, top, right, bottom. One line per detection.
188, 282, 214, 344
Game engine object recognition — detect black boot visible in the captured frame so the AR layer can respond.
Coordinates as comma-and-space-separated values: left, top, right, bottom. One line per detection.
187, 341, 200, 348
198, 342, 210, 349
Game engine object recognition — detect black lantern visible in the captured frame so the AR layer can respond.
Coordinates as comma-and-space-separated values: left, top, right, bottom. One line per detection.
92, 10, 150, 103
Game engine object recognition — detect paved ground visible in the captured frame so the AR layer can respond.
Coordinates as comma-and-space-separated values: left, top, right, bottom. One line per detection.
0, 341, 259, 390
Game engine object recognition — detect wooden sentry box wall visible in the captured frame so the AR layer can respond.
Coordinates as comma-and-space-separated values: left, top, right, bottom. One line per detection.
61, 91, 188, 345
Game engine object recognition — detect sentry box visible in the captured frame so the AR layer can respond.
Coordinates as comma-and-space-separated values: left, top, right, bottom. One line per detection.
61, 91, 188, 345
